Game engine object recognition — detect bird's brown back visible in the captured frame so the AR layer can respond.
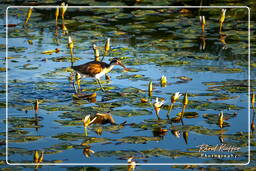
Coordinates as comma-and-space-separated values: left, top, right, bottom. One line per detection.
72, 61, 108, 77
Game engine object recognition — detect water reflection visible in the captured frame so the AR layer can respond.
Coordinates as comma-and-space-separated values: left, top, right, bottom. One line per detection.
199, 36, 206, 51
4, 6, 250, 165
83, 146, 95, 158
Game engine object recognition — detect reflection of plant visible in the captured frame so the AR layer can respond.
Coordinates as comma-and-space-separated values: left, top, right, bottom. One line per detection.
183, 131, 189, 144
83, 146, 95, 158
171, 130, 180, 138
34, 99, 39, 114
34, 150, 44, 169
55, 7, 59, 25
61, 2, 68, 19
252, 92, 255, 109
251, 92, 255, 132
128, 157, 136, 171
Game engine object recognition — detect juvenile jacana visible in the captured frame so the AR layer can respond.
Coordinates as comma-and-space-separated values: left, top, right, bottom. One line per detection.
71, 58, 127, 92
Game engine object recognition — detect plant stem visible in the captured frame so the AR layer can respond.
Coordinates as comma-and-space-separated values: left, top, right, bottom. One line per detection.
166, 103, 174, 119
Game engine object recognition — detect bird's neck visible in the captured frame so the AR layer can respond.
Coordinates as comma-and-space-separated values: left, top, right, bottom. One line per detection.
107, 63, 115, 70
104, 64, 115, 73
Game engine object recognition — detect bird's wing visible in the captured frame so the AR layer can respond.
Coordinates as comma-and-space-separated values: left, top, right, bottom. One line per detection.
86, 63, 103, 76
73, 62, 104, 76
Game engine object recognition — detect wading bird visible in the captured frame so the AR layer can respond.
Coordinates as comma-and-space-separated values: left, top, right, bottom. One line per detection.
72, 58, 127, 92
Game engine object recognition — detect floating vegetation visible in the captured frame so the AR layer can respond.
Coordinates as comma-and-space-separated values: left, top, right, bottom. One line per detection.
4, 4, 251, 167
41, 48, 60, 55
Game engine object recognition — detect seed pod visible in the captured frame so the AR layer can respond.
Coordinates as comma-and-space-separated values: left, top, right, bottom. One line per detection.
93, 44, 100, 61
183, 92, 188, 106
68, 36, 73, 49
55, 7, 59, 23
104, 38, 110, 52
219, 9, 226, 32
199, 16, 206, 32
218, 111, 224, 128
183, 131, 188, 144
38, 151, 44, 163
160, 75, 167, 87
219, 9, 226, 24
24, 7, 33, 26
148, 80, 153, 97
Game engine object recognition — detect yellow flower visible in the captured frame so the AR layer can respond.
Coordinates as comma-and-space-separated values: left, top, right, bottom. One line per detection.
83, 115, 96, 128
171, 92, 182, 103
160, 75, 167, 87
153, 97, 164, 119
171, 130, 180, 138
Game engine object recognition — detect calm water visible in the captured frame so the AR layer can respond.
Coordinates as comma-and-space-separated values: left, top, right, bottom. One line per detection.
1, 3, 255, 171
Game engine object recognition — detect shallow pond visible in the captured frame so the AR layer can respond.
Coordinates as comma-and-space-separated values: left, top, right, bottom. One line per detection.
1, 4, 255, 170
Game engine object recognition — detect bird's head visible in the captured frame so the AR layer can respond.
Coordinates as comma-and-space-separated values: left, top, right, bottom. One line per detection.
110, 58, 129, 71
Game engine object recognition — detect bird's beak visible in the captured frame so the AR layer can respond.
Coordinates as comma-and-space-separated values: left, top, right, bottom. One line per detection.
117, 61, 129, 71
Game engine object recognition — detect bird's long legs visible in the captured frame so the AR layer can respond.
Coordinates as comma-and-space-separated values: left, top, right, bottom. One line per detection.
96, 79, 105, 92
